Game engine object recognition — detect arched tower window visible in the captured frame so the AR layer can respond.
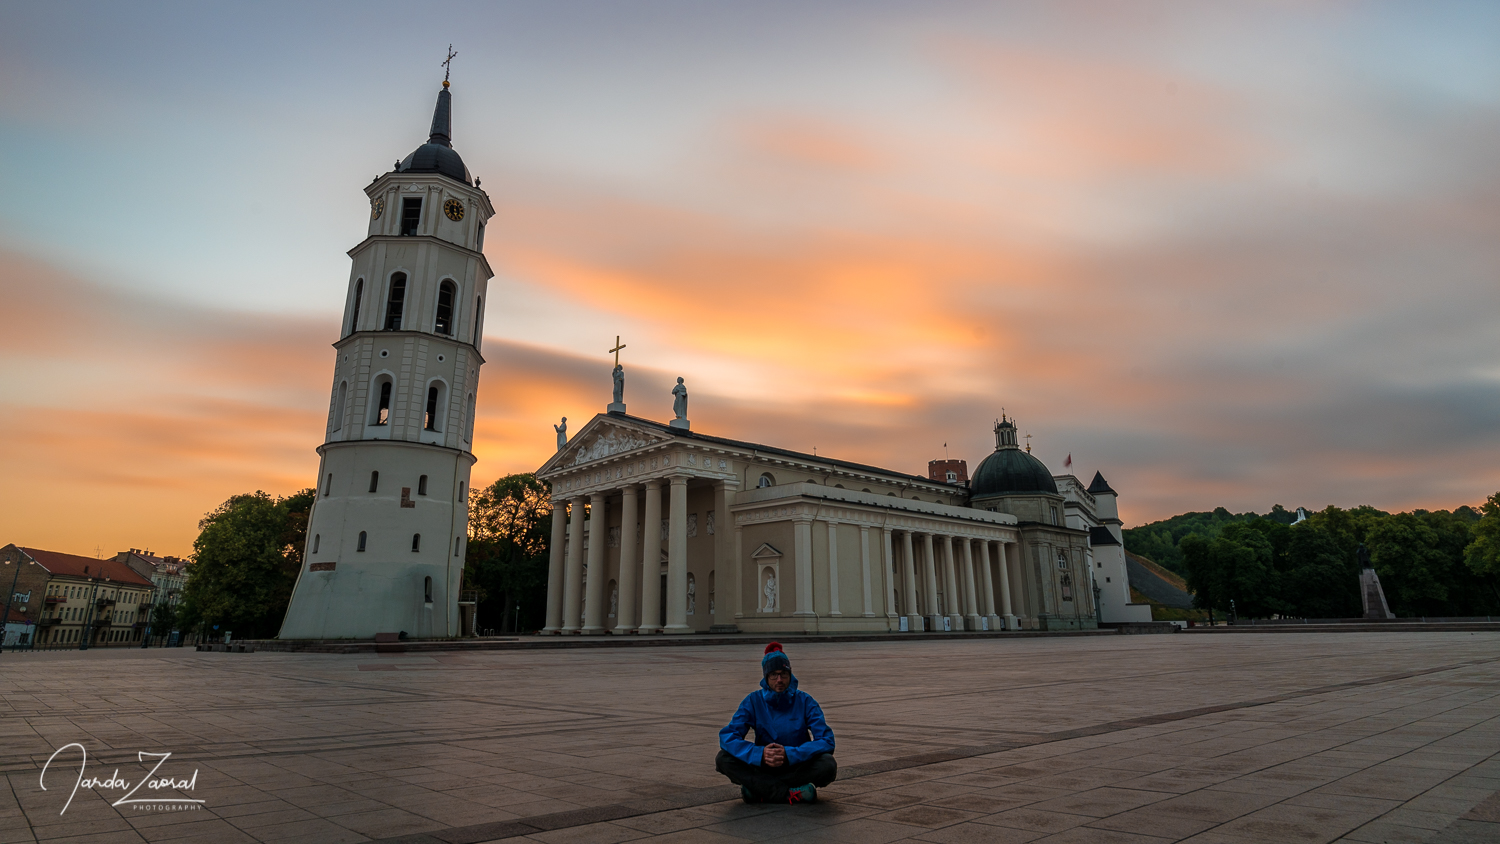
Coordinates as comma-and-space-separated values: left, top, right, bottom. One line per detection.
324, 473, 332, 497
311, 534, 320, 554
349, 279, 363, 335
384, 273, 407, 330
372, 377, 393, 426
435, 281, 456, 335
332, 381, 348, 432
424, 576, 433, 603
425, 383, 445, 431
369, 471, 379, 493
357, 531, 367, 552
471, 296, 483, 345
412, 533, 421, 552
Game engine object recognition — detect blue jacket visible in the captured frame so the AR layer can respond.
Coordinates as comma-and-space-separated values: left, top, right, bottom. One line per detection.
718, 673, 835, 766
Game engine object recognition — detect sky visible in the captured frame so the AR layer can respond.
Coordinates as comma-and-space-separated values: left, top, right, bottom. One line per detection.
1, 1, 1498, 558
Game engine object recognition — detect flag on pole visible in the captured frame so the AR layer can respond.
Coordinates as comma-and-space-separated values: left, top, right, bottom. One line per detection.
1064, 453, 1073, 469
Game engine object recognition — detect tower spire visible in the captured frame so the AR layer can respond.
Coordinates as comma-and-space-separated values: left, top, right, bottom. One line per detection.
428, 86, 453, 148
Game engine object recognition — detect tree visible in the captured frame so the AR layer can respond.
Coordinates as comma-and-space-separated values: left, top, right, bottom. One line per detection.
465, 474, 553, 633
1179, 524, 1284, 618
177, 489, 314, 640
1465, 492, 1500, 580
1279, 525, 1359, 618
150, 602, 178, 637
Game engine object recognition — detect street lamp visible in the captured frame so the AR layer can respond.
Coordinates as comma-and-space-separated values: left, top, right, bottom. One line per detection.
2, 555, 36, 655
78, 574, 110, 651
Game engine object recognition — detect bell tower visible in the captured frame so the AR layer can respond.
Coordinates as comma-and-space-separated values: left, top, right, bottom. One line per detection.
280, 76, 494, 640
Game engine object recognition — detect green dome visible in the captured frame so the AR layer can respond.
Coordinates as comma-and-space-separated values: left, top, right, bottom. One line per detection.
970, 447, 1057, 497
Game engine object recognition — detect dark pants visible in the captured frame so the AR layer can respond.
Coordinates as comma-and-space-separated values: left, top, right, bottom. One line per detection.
715, 749, 837, 802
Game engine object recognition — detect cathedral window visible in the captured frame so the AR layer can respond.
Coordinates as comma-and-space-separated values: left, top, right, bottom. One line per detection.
1057, 550, 1068, 569
373, 378, 393, 425
758, 473, 775, 488
1050, 506, 1060, 525
418, 475, 428, 496
311, 534, 320, 554
459, 481, 466, 502
332, 381, 348, 432
424, 383, 444, 431
464, 393, 475, 442
472, 296, 484, 345
383, 273, 407, 330
476, 221, 486, 249
435, 281, 456, 335
369, 471, 380, 493
424, 576, 433, 603
357, 531, 367, 552
412, 534, 421, 552
350, 279, 363, 334
400, 198, 422, 236
324, 473, 332, 496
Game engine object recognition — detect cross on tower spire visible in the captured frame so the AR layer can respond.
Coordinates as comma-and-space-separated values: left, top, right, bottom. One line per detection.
442, 44, 458, 87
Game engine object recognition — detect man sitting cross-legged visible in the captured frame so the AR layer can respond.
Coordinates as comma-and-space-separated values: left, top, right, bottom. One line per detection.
715, 642, 837, 804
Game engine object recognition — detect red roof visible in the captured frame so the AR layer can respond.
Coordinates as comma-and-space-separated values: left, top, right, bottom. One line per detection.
19, 547, 154, 587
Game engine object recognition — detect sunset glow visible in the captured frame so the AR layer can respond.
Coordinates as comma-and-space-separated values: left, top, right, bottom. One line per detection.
2, 2, 1497, 557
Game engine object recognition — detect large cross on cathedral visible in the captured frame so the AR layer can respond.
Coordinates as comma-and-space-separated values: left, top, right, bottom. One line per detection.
609, 336, 627, 366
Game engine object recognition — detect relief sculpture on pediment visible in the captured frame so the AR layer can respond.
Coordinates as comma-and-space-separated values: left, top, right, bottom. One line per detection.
572, 428, 655, 466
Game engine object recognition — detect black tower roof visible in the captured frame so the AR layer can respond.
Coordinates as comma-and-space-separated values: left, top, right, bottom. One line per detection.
396, 85, 471, 184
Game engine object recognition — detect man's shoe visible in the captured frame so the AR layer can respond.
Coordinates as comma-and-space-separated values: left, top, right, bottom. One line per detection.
741, 786, 758, 804
787, 784, 817, 804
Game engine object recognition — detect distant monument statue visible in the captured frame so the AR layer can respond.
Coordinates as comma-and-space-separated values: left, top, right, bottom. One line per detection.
554, 417, 568, 452
1356, 543, 1394, 620
669, 377, 690, 430
607, 336, 627, 414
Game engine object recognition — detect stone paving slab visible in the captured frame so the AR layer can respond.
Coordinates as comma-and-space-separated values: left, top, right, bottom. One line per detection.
1, 633, 1498, 843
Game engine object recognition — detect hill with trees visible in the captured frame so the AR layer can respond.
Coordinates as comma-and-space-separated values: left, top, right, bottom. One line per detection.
1123, 494, 1500, 619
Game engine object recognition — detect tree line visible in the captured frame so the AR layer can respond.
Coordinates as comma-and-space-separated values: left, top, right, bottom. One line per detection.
1123, 494, 1500, 619
174, 475, 549, 639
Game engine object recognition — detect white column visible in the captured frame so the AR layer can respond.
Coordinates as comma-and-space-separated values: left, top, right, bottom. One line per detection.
941, 535, 963, 630
999, 540, 1018, 630
961, 538, 981, 631
664, 475, 691, 634
979, 539, 1000, 630
715, 480, 738, 629
901, 530, 921, 631
921, 533, 942, 630
542, 498, 567, 633
882, 528, 898, 621
859, 525, 874, 617
613, 485, 639, 634
637, 481, 662, 633
794, 516, 816, 617
826, 520, 841, 617
733, 522, 745, 619
562, 495, 586, 633
582, 492, 608, 634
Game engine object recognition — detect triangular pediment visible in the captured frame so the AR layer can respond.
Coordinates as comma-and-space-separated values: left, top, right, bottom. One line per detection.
751, 542, 783, 559
538, 415, 672, 475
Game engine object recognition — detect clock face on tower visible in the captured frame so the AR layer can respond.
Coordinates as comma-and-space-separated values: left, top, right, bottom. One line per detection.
444, 198, 465, 222
371, 197, 385, 220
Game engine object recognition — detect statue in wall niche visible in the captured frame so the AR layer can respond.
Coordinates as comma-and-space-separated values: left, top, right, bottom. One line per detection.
687, 575, 696, 615
672, 377, 688, 420
612, 364, 625, 405
554, 417, 568, 451
764, 574, 777, 611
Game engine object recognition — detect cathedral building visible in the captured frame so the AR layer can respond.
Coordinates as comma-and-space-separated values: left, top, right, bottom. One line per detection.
536, 398, 1146, 635
279, 78, 491, 640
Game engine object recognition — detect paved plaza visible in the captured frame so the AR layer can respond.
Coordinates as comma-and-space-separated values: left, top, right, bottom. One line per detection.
2, 633, 1498, 844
